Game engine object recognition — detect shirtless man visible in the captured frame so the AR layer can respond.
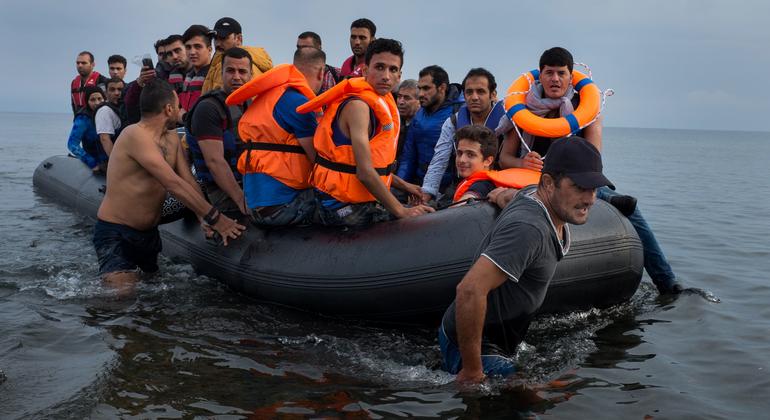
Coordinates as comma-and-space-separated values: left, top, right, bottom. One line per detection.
94, 79, 244, 294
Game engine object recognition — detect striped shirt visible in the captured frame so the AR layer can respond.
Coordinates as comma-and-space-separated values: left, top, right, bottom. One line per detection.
179, 65, 209, 111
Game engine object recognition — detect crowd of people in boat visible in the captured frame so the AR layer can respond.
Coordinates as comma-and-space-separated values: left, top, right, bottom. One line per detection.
66, 16, 686, 383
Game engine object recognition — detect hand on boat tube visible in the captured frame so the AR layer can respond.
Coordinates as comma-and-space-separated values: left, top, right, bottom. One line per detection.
522, 151, 544, 171
399, 204, 435, 218
209, 214, 246, 246
400, 181, 425, 205
408, 191, 432, 206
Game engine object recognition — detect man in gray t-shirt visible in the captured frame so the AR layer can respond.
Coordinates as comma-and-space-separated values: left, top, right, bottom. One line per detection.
439, 136, 615, 384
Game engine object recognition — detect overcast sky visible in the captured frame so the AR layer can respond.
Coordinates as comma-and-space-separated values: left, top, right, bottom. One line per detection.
1, 0, 768, 131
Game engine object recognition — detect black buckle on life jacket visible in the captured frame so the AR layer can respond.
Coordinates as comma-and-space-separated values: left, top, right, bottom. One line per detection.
245, 141, 305, 154
315, 155, 397, 176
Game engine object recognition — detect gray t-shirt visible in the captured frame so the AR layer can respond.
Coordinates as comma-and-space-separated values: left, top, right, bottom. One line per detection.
94, 105, 121, 136
441, 185, 570, 355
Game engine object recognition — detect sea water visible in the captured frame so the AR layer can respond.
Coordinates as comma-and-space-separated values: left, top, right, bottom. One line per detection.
1, 112, 769, 418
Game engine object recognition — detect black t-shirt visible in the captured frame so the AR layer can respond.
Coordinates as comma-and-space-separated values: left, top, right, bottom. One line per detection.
189, 97, 243, 141
441, 185, 570, 355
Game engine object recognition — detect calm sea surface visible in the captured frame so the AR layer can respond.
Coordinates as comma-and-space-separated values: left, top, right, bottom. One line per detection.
1, 112, 769, 419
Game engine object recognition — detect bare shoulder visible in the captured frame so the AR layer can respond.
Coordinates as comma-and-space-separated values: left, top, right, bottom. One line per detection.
341, 98, 369, 115
339, 99, 370, 129
161, 129, 181, 161
116, 124, 150, 149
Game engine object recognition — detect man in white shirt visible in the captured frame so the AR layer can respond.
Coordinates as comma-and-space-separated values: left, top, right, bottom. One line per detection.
95, 77, 125, 156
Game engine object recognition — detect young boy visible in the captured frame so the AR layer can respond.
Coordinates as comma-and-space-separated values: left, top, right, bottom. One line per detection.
451, 125, 541, 205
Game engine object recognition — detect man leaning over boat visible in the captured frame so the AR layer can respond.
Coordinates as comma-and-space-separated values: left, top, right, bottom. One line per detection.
94, 79, 244, 296
440, 137, 615, 384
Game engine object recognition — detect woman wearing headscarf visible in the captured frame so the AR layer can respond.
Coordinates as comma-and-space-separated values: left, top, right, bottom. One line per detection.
67, 86, 108, 173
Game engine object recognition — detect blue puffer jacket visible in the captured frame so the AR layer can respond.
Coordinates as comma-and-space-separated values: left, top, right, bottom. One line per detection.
67, 111, 106, 169
396, 83, 464, 185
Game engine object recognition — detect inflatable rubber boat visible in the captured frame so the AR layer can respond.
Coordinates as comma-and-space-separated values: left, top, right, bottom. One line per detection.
33, 155, 643, 324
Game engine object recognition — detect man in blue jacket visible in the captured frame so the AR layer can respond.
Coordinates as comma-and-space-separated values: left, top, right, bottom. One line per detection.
396, 65, 463, 195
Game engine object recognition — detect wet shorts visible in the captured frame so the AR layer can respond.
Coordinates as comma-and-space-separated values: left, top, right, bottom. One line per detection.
93, 219, 162, 276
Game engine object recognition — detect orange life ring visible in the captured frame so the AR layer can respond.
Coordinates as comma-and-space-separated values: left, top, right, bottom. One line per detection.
504, 69, 600, 138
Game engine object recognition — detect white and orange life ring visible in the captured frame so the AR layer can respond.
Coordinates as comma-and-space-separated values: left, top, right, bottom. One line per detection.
504, 69, 601, 138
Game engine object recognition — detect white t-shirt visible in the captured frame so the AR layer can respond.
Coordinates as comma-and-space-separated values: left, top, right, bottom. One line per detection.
95, 105, 121, 135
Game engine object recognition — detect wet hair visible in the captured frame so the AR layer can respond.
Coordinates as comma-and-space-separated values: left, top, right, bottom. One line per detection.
78, 51, 94, 63
293, 46, 326, 67
462, 67, 496, 93
539, 47, 574, 72
105, 77, 125, 90
364, 38, 403, 67
350, 18, 376, 38
419, 65, 449, 89
222, 47, 254, 69
455, 125, 498, 160
107, 54, 127, 68
398, 79, 417, 91
298, 31, 322, 48
182, 25, 213, 46
140, 79, 176, 116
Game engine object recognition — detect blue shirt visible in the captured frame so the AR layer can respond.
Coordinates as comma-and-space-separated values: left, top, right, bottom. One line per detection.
318, 98, 377, 209
243, 88, 317, 208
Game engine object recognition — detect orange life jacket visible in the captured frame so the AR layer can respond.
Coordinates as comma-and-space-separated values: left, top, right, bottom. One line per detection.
453, 168, 542, 202
296, 78, 400, 204
71, 71, 102, 110
225, 64, 317, 190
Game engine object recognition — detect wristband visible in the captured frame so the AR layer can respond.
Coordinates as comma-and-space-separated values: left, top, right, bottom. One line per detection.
203, 207, 220, 225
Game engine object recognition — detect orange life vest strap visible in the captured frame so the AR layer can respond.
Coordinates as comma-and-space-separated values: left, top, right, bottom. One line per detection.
244, 141, 305, 154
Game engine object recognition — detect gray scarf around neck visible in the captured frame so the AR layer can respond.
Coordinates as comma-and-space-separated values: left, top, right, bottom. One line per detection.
518, 82, 575, 157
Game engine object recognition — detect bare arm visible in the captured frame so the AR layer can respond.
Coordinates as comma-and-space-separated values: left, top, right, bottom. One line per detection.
296, 135, 316, 163
99, 133, 114, 156
455, 256, 509, 384
390, 175, 424, 204
343, 101, 433, 218
130, 132, 244, 244
582, 115, 603, 152
499, 130, 543, 171
198, 140, 247, 215
173, 134, 207, 206
129, 134, 212, 217
487, 187, 519, 208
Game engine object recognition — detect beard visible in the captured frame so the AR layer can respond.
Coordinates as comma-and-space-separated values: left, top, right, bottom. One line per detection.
164, 115, 178, 130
